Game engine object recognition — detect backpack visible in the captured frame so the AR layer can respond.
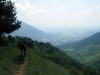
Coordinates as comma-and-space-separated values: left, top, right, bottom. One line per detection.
18, 40, 25, 47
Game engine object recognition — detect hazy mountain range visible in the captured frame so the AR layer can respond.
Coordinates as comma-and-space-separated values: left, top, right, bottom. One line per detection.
12, 22, 49, 42
12, 22, 80, 44
59, 32, 100, 49
12, 22, 100, 45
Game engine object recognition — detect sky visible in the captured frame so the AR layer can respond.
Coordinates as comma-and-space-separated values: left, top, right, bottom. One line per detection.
12, 0, 100, 33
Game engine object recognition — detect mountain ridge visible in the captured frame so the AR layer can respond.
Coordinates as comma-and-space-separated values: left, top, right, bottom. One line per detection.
12, 22, 48, 41
66, 32, 100, 48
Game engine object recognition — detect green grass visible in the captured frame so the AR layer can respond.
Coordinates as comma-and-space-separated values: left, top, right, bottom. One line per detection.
0, 46, 20, 75
24, 49, 71, 75
0, 46, 70, 75
0, 45, 97, 75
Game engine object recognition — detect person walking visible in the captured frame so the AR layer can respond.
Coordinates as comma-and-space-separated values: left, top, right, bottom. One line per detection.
18, 37, 27, 63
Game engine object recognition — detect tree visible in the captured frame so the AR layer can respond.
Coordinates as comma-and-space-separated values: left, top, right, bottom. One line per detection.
0, 0, 21, 37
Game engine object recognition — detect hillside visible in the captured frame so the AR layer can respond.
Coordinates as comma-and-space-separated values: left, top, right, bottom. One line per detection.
65, 44, 100, 74
63, 32, 100, 74
12, 22, 48, 41
25, 49, 70, 75
68, 32, 100, 48
0, 46, 97, 75
0, 46, 70, 75
0, 37, 98, 75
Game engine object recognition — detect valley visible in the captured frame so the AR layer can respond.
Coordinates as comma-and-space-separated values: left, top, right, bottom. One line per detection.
61, 32, 100, 74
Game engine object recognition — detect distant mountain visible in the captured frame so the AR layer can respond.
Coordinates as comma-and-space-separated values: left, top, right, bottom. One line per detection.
12, 22, 82, 44
12, 22, 49, 41
12, 22, 100, 45
74, 32, 100, 47
61, 32, 100, 48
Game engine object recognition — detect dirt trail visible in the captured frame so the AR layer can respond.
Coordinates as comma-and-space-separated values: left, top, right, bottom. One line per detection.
13, 60, 27, 75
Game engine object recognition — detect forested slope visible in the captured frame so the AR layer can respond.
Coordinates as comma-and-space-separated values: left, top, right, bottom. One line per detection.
0, 36, 98, 75
63, 32, 100, 74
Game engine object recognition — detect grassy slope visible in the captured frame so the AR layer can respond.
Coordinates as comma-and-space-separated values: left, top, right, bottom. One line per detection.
0, 45, 97, 75
0, 46, 20, 75
25, 49, 70, 75
66, 44, 100, 74
0, 46, 70, 75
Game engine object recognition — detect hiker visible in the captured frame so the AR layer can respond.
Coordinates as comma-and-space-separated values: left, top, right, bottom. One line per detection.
18, 37, 27, 58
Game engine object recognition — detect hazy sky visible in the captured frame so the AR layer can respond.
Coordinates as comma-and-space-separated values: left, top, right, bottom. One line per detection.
12, 0, 100, 33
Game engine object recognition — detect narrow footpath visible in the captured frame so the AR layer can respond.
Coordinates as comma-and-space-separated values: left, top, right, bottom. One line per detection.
13, 60, 27, 75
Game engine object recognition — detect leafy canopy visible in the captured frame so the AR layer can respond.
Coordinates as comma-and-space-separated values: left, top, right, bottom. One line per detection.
0, 0, 21, 35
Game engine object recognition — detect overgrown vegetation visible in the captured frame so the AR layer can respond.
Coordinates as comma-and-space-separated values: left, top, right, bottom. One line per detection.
0, 0, 99, 75
0, 46, 20, 75
64, 32, 100, 75
0, 36, 98, 75
0, 0, 21, 45
32, 41, 98, 75
25, 48, 70, 75
66, 44, 100, 75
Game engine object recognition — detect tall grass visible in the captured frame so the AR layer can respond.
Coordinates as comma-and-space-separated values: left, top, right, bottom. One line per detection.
24, 49, 70, 75
0, 46, 20, 75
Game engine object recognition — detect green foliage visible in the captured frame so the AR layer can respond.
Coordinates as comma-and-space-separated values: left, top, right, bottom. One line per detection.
0, 36, 98, 75
0, 0, 21, 36
0, 46, 20, 75
63, 32, 100, 75
32, 41, 97, 75
66, 44, 100, 75
8, 35, 15, 43
0, 34, 8, 46
25, 49, 71, 75
24, 37, 34, 48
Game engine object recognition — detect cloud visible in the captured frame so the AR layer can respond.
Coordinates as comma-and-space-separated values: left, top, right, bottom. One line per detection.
13, 0, 100, 32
